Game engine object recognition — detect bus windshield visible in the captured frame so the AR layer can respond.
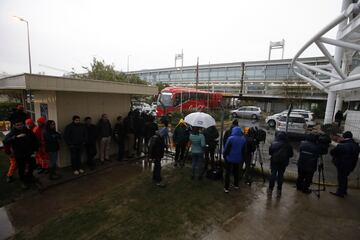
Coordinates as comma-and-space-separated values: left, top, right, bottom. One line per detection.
158, 92, 173, 107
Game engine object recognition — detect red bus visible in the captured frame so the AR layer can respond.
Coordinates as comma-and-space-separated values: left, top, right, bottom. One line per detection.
156, 87, 223, 116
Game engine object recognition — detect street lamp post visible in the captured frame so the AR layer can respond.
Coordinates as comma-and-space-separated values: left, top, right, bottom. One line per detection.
13, 16, 32, 74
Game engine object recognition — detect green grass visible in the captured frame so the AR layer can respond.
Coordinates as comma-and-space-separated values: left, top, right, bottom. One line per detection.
17, 167, 257, 240
0, 151, 23, 207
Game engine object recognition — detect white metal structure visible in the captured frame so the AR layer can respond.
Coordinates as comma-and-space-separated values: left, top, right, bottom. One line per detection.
292, 0, 360, 124
268, 39, 285, 60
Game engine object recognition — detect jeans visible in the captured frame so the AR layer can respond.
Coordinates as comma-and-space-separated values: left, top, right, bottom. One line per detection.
16, 155, 36, 184
99, 136, 111, 161
70, 146, 82, 171
204, 145, 216, 170
85, 143, 97, 167
48, 152, 58, 169
192, 153, 204, 179
117, 142, 125, 161
175, 142, 187, 166
225, 161, 240, 190
153, 157, 162, 182
269, 164, 286, 190
336, 170, 349, 195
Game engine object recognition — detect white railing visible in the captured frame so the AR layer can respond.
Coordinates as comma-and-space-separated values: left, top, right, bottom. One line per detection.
291, 1, 360, 93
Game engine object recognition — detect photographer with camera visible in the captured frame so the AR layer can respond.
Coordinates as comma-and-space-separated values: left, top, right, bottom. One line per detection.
296, 133, 321, 194
268, 132, 293, 197
330, 131, 360, 198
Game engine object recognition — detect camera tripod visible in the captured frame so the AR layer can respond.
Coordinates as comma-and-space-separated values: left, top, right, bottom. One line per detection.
312, 155, 326, 199
245, 143, 266, 185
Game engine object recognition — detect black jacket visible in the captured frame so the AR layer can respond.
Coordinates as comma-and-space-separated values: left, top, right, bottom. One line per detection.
9, 109, 29, 126
97, 119, 112, 138
4, 127, 39, 158
298, 140, 320, 172
203, 126, 219, 149
331, 138, 360, 173
148, 134, 165, 159
113, 122, 124, 143
269, 139, 293, 167
144, 121, 158, 142
43, 129, 61, 152
85, 124, 98, 145
64, 122, 87, 146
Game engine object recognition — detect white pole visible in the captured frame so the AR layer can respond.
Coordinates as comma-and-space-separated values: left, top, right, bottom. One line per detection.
323, 0, 350, 124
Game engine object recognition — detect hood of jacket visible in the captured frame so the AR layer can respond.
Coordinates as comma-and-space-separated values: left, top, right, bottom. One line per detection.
231, 126, 243, 137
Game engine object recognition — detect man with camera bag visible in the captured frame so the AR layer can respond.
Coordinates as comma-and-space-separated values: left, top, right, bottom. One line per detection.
296, 133, 321, 194
148, 130, 166, 187
330, 131, 360, 197
268, 132, 293, 197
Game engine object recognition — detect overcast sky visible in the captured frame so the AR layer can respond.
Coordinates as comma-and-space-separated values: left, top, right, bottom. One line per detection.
0, 0, 341, 76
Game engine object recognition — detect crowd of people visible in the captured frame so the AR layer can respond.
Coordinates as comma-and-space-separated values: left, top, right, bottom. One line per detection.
3, 105, 161, 188
2, 104, 360, 199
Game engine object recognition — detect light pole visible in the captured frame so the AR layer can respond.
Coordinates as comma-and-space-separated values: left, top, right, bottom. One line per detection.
127, 55, 131, 72
13, 16, 32, 74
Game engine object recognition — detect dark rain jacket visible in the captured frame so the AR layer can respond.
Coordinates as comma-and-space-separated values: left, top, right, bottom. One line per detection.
203, 125, 219, 149
269, 133, 293, 168
97, 119, 112, 138
330, 138, 360, 173
64, 122, 87, 147
173, 124, 190, 144
148, 133, 165, 159
43, 129, 61, 152
298, 140, 320, 173
4, 126, 39, 158
223, 127, 246, 164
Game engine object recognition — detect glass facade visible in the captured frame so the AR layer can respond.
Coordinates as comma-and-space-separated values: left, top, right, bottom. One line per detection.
134, 58, 328, 99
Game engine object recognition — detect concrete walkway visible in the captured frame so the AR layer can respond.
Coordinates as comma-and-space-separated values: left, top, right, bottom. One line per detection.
203, 183, 360, 240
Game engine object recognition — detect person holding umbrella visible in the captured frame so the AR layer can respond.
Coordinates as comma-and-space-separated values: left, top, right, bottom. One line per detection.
189, 126, 206, 180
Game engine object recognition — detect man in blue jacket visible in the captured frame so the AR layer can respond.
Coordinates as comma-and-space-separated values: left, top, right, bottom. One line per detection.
223, 126, 246, 193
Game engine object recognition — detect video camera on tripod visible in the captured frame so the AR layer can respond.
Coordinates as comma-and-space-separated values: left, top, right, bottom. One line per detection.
313, 133, 331, 198
248, 127, 266, 146
245, 127, 267, 184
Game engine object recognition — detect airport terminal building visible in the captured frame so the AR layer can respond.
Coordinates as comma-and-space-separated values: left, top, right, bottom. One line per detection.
130, 57, 329, 113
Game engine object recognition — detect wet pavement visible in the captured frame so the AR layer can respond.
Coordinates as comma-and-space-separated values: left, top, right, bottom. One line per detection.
3, 151, 360, 240
202, 183, 360, 240
231, 119, 360, 188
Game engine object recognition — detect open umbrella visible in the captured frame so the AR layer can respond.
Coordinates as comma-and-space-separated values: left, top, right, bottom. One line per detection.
184, 112, 216, 128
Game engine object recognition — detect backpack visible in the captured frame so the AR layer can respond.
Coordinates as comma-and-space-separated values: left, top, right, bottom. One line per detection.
148, 134, 165, 158
272, 144, 289, 165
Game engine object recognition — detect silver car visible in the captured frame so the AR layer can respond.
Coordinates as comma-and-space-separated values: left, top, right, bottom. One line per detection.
231, 106, 262, 120
276, 114, 307, 137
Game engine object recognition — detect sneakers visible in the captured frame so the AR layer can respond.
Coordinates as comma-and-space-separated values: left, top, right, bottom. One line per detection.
156, 182, 166, 188
224, 188, 230, 193
79, 169, 85, 174
73, 170, 80, 175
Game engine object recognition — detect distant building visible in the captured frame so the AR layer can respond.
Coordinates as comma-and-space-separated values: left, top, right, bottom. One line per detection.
131, 57, 329, 112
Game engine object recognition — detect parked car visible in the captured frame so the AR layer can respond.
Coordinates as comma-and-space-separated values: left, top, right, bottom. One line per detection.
275, 114, 307, 137
266, 109, 315, 128
265, 113, 283, 127
279, 109, 315, 127
131, 102, 152, 113
230, 106, 261, 120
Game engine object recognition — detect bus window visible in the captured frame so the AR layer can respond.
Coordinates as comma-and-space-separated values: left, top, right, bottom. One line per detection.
158, 92, 173, 107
